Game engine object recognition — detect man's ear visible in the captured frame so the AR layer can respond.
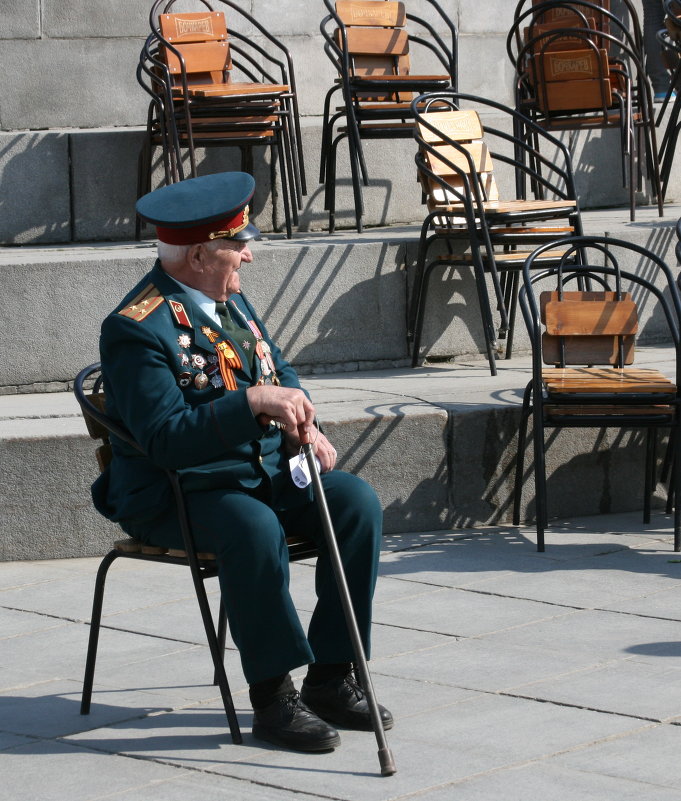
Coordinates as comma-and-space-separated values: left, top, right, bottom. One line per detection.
187, 243, 204, 272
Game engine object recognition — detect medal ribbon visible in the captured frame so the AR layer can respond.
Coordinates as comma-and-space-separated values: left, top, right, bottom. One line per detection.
230, 300, 279, 384
214, 339, 242, 391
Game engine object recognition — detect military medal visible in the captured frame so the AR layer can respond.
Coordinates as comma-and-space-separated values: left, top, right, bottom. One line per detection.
179, 353, 189, 366
201, 326, 221, 344
229, 300, 280, 385
178, 371, 192, 388
191, 353, 207, 369
177, 334, 191, 349
194, 372, 209, 390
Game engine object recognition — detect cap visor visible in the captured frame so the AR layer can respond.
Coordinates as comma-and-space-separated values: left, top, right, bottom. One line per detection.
231, 222, 260, 241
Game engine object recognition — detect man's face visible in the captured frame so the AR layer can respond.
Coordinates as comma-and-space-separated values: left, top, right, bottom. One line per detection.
192, 239, 253, 300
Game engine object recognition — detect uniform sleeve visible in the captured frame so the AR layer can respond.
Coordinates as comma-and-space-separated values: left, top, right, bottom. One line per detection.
100, 313, 265, 470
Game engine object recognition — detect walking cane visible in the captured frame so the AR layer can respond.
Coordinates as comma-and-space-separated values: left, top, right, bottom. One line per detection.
302, 442, 397, 777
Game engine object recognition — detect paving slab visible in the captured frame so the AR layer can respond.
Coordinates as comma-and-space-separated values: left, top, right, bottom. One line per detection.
4, 512, 681, 800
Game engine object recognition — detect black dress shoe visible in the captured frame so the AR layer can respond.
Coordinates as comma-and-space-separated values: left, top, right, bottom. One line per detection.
252, 691, 341, 752
301, 673, 394, 731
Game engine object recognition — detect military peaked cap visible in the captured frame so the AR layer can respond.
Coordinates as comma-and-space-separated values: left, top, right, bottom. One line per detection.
136, 172, 260, 244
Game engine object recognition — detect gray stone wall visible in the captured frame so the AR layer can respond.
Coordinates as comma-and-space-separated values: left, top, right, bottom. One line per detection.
0, 0, 657, 244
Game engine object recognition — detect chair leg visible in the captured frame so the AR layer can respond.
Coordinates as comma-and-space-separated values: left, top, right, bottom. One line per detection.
213, 598, 228, 686
673, 420, 681, 551
81, 550, 120, 715
644, 428, 656, 525
513, 382, 533, 526
532, 404, 548, 552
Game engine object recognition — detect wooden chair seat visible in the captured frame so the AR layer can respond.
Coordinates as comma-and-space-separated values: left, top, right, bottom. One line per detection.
542, 367, 676, 395
173, 82, 290, 98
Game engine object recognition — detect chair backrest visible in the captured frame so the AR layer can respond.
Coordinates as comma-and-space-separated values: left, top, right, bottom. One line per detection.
332, 0, 412, 101
416, 108, 498, 209
521, 237, 681, 378
530, 0, 610, 32
540, 289, 637, 365
158, 11, 232, 85
530, 40, 612, 113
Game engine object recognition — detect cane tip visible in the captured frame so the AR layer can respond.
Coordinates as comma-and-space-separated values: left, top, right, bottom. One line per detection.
378, 747, 397, 776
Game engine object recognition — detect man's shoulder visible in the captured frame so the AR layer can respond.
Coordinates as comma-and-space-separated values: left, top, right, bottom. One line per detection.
116, 282, 166, 323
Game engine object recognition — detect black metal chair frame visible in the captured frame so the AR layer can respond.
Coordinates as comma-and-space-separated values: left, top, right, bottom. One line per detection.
508, 1, 662, 221
655, 15, 681, 200
408, 91, 583, 375
512, 236, 681, 551
74, 363, 318, 744
319, 0, 457, 232
137, 0, 306, 239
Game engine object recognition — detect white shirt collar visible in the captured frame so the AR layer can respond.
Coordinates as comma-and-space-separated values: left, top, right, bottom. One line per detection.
166, 274, 221, 326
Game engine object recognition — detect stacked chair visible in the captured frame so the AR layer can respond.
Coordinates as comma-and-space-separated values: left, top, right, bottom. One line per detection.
512, 238, 681, 551
137, 0, 306, 238
656, 0, 681, 200
507, 0, 663, 221
319, 0, 457, 232
409, 91, 583, 375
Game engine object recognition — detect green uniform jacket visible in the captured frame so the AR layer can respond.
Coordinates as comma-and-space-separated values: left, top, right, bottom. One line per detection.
93, 261, 312, 525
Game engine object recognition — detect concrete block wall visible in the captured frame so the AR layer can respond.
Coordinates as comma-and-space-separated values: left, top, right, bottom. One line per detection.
1, 0, 663, 244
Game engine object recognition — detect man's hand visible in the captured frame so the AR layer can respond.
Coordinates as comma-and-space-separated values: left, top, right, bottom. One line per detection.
284, 430, 337, 472
246, 385, 316, 442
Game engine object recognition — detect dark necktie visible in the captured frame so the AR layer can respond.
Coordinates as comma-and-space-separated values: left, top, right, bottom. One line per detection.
215, 301, 256, 367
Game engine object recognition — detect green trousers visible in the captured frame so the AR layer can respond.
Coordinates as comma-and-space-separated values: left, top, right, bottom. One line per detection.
124, 470, 382, 684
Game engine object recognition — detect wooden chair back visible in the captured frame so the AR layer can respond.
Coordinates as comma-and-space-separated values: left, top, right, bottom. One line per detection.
81, 389, 113, 473
334, 1, 412, 100
417, 109, 498, 209
531, 45, 612, 112
531, 0, 610, 29
540, 290, 637, 365
159, 11, 232, 85
524, 17, 598, 52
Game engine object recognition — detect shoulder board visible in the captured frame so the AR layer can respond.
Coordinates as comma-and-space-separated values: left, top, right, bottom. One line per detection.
118, 284, 165, 322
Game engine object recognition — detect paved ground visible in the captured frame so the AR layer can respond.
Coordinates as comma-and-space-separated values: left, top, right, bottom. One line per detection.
3, 510, 681, 800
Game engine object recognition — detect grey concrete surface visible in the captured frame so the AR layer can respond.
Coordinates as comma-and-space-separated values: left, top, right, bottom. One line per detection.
0, 346, 675, 560
1, 204, 678, 390
0, 0, 665, 244
2, 507, 681, 800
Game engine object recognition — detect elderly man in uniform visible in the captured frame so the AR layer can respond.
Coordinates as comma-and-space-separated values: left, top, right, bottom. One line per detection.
92, 172, 391, 752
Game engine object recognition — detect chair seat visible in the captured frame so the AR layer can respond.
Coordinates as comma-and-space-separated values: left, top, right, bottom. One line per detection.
172, 82, 289, 98
542, 367, 676, 395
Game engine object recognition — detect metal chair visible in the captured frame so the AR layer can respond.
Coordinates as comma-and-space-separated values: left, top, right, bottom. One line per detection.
74, 363, 317, 744
508, 0, 662, 222
137, 0, 306, 239
512, 237, 681, 551
319, 0, 457, 232
409, 91, 583, 375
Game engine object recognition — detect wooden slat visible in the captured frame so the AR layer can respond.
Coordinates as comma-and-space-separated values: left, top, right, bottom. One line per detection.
95, 443, 112, 473
538, 47, 609, 81
159, 12, 227, 43
163, 40, 230, 75
542, 333, 635, 365
544, 298, 638, 336
545, 404, 675, 416
340, 26, 409, 56
542, 367, 675, 394
525, 18, 598, 52
542, 78, 613, 112
418, 109, 484, 143
181, 82, 288, 98
336, 0, 406, 27
426, 142, 493, 175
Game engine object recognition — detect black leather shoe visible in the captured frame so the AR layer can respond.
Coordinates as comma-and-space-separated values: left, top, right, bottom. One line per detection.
252, 691, 341, 752
301, 673, 394, 731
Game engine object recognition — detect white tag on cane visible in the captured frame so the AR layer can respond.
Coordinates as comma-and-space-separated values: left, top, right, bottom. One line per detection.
289, 453, 320, 488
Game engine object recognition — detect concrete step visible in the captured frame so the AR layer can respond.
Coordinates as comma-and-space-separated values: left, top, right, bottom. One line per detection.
2, 204, 680, 393
1, 348, 675, 561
